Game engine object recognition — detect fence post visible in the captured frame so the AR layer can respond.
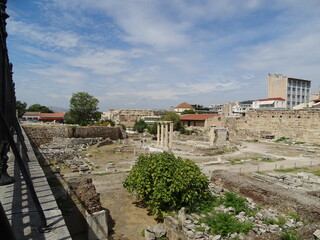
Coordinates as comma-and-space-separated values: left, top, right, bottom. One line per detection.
275, 164, 277, 170
294, 162, 296, 168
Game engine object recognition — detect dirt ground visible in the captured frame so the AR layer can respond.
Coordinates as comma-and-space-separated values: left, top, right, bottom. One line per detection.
62, 135, 320, 239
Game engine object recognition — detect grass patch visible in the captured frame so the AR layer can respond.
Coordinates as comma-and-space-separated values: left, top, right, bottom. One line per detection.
294, 141, 305, 145
275, 137, 290, 143
195, 226, 205, 232
230, 159, 244, 165
262, 216, 286, 227
204, 212, 253, 237
287, 212, 301, 223
220, 192, 247, 214
186, 195, 219, 214
245, 139, 259, 142
281, 230, 302, 240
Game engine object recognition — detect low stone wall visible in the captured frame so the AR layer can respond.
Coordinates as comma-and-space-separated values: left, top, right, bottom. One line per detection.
226, 109, 320, 144
23, 125, 126, 147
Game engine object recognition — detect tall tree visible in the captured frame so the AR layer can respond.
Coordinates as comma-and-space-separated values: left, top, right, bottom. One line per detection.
27, 104, 53, 113
16, 100, 27, 118
161, 111, 183, 131
67, 92, 100, 124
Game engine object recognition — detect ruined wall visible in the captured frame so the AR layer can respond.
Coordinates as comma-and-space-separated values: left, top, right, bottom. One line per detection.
226, 110, 320, 144
119, 109, 155, 128
23, 125, 125, 146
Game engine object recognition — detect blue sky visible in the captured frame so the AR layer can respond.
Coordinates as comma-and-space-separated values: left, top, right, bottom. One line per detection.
7, 0, 320, 111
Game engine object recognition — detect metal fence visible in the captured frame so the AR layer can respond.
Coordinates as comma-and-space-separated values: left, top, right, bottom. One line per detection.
0, 1, 47, 238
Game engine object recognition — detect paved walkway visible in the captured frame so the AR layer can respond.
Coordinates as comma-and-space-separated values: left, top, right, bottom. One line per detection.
0, 132, 71, 240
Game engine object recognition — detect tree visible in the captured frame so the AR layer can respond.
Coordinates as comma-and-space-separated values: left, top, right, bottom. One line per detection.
67, 92, 100, 124
16, 100, 27, 118
27, 104, 53, 113
123, 152, 210, 217
191, 104, 209, 111
148, 122, 157, 134
161, 111, 183, 132
133, 119, 148, 133
181, 109, 196, 115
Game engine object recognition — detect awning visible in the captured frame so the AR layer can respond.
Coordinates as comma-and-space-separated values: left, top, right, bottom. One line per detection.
259, 100, 275, 105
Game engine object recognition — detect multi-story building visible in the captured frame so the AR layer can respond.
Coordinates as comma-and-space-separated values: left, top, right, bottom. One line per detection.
268, 74, 311, 109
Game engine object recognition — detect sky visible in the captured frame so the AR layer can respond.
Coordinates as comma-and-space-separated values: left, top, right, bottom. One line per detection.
6, 0, 320, 111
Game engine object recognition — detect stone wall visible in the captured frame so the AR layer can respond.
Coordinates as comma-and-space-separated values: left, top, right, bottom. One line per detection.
109, 109, 155, 128
226, 109, 320, 144
23, 125, 126, 147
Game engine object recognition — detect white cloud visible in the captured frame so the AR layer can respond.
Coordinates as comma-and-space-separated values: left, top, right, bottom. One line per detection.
7, 20, 80, 49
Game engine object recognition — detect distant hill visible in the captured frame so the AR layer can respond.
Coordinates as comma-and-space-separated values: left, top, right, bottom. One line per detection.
48, 106, 68, 112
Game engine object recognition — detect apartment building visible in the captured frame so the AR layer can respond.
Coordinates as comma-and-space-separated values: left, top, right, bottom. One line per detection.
268, 74, 311, 109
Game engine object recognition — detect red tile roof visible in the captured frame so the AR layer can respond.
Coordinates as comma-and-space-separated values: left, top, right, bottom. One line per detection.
39, 112, 65, 119
180, 114, 220, 121
255, 98, 285, 102
175, 102, 193, 109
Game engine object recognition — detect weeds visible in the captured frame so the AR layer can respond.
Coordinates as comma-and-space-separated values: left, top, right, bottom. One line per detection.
281, 230, 302, 240
204, 212, 253, 237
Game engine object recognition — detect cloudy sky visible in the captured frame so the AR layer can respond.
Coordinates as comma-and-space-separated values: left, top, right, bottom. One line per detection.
7, 0, 320, 111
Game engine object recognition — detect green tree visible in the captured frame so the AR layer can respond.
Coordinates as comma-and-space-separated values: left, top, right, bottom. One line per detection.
16, 100, 27, 118
123, 152, 210, 217
133, 119, 148, 133
160, 111, 183, 132
27, 104, 53, 113
148, 122, 158, 134
191, 104, 209, 111
181, 109, 196, 115
67, 92, 100, 124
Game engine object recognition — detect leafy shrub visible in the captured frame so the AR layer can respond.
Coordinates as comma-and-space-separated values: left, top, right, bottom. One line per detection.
204, 212, 253, 237
186, 195, 219, 214
133, 119, 148, 133
123, 152, 210, 217
220, 192, 248, 214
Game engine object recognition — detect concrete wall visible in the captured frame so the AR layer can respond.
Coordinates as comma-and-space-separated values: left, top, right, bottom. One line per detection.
23, 125, 126, 147
226, 110, 320, 144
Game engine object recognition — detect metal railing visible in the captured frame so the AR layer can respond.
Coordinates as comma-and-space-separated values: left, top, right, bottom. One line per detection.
0, 0, 47, 237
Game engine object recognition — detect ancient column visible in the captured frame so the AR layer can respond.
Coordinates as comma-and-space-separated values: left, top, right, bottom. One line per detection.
169, 122, 173, 150
164, 122, 168, 149
157, 122, 160, 146
160, 122, 164, 147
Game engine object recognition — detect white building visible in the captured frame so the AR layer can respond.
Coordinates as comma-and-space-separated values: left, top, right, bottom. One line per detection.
252, 98, 285, 110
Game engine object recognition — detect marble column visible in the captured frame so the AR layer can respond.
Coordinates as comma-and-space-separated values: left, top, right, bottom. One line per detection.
157, 122, 160, 146
164, 122, 168, 149
169, 122, 173, 150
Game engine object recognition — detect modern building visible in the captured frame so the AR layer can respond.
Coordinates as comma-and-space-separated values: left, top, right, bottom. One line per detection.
21, 112, 41, 121
140, 116, 161, 125
268, 74, 311, 109
39, 112, 65, 123
252, 98, 285, 110
232, 100, 253, 114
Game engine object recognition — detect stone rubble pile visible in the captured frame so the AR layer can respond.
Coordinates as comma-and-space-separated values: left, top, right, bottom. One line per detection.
148, 183, 303, 240
38, 137, 102, 172
253, 171, 320, 191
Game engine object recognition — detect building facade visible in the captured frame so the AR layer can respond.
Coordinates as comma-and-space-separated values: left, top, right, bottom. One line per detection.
268, 74, 311, 109
252, 98, 285, 110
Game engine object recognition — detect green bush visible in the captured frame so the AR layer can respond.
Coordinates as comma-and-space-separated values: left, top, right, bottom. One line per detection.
220, 192, 248, 214
204, 212, 253, 237
123, 152, 210, 217
133, 119, 148, 133
281, 230, 302, 240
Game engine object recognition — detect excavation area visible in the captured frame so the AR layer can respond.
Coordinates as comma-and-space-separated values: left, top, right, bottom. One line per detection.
37, 132, 320, 239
